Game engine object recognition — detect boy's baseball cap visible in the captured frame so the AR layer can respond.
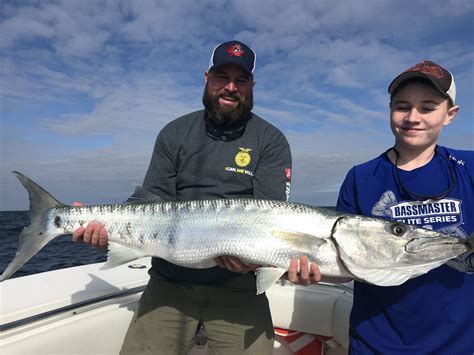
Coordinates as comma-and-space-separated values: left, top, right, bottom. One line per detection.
388, 60, 456, 105
208, 40, 256, 75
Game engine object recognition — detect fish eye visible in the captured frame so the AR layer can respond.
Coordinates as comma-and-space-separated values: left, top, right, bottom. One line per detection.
392, 223, 407, 237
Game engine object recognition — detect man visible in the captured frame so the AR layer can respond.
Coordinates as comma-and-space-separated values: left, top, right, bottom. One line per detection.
73, 40, 292, 354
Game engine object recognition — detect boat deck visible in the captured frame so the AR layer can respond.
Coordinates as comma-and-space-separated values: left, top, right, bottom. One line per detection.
0, 259, 352, 354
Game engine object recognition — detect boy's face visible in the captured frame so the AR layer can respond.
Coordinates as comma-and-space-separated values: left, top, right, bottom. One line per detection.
389, 81, 459, 152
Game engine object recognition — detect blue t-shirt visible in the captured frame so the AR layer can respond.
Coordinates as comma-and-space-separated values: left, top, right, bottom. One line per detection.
336, 146, 474, 354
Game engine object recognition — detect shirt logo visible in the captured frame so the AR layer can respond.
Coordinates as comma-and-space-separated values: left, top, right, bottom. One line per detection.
390, 199, 462, 225
285, 168, 292, 182
235, 148, 251, 167
372, 190, 465, 233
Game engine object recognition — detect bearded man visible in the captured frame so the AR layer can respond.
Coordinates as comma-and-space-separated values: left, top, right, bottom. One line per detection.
73, 40, 292, 354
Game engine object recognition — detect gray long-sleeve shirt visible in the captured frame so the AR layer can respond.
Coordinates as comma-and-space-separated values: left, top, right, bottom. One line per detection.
143, 109, 292, 283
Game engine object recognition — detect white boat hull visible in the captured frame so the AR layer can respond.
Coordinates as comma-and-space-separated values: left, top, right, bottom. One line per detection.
0, 259, 352, 354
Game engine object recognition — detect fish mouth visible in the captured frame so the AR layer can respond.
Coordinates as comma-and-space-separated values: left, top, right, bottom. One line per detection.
405, 236, 468, 253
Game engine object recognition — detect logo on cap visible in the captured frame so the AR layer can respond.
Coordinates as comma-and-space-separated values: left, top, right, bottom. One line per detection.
407, 61, 444, 79
227, 44, 245, 58
208, 40, 256, 74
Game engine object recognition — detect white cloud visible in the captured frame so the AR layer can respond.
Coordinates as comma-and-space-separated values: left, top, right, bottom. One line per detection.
1, 0, 473, 210
39, 71, 203, 135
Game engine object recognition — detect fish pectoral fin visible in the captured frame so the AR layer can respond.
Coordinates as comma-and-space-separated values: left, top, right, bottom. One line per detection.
101, 242, 146, 270
271, 230, 324, 243
255, 267, 287, 295
271, 231, 326, 249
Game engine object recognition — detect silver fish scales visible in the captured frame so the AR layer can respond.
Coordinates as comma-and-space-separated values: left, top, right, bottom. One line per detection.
50, 199, 343, 273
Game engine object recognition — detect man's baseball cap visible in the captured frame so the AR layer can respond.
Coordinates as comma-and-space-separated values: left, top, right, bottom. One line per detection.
208, 40, 256, 75
388, 60, 456, 105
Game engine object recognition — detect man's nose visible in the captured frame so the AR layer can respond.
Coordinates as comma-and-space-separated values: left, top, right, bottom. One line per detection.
224, 81, 238, 92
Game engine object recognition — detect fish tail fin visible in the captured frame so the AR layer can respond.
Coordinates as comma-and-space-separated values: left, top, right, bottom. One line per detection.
0, 172, 65, 282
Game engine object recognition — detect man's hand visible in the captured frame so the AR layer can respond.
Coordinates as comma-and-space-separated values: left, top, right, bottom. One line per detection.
214, 256, 260, 274
71, 202, 109, 250
286, 256, 321, 285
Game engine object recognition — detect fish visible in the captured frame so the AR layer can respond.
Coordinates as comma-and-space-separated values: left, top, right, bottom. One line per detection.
1, 171, 472, 294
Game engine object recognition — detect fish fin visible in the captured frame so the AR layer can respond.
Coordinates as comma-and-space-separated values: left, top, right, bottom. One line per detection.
1, 172, 65, 282
255, 267, 287, 294
0, 231, 59, 282
271, 230, 326, 251
101, 242, 146, 269
127, 186, 164, 204
338, 248, 447, 286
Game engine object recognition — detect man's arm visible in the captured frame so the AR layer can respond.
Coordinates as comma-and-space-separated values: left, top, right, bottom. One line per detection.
142, 128, 178, 200
252, 127, 292, 201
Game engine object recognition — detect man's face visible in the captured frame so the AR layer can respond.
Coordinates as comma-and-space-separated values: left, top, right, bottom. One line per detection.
203, 63, 255, 125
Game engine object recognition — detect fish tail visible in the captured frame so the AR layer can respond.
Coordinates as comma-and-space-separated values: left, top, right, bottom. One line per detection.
0, 172, 65, 282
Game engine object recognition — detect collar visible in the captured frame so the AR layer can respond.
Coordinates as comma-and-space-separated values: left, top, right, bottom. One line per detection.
204, 112, 251, 141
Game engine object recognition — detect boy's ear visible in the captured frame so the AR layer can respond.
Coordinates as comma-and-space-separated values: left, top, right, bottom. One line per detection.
444, 105, 459, 126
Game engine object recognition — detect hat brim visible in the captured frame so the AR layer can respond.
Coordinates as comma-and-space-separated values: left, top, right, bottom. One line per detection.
388, 71, 449, 100
208, 60, 254, 75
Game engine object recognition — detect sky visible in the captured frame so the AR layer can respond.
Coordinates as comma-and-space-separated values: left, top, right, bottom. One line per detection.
1, 0, 473, 211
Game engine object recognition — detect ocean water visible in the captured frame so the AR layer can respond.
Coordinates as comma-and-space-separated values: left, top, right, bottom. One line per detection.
0, 211, 106, 279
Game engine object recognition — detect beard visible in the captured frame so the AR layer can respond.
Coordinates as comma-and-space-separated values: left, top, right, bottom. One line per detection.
202, 83, 253, 126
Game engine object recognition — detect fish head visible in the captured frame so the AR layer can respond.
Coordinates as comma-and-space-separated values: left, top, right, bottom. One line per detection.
331, 216, 470, 286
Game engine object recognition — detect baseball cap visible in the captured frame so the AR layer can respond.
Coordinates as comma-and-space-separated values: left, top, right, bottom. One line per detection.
388, 60, 456, 105
208, 40, 256, 75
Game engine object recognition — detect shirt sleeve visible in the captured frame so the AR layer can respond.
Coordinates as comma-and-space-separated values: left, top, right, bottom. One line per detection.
252, 128, 292, 201
336, 167, 360, 214
141, 126, 178, 201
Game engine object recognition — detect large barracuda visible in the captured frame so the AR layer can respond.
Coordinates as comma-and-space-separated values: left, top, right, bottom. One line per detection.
1, 172, 472, 293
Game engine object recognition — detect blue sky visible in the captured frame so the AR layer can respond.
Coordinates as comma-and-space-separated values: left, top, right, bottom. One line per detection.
1, 0, 473, 210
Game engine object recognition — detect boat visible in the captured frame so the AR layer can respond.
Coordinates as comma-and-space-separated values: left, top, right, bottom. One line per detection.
0, 258, 353, 354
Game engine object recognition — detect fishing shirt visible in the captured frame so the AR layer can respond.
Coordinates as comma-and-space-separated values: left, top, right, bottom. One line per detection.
142, 109, 292, 283
336, 145, 474, 354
